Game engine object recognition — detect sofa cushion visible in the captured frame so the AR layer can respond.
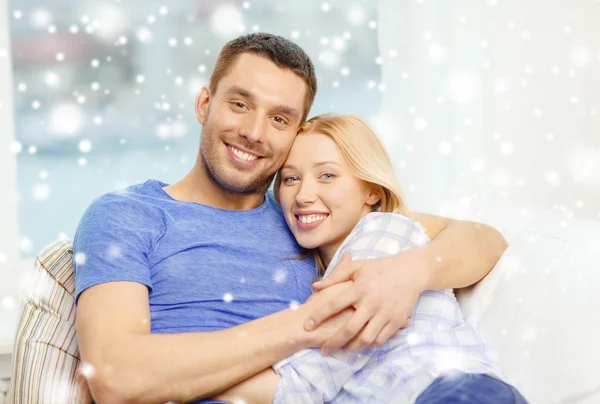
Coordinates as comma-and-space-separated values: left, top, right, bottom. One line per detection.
457, 214, 600, 403
9, 240, 91, 403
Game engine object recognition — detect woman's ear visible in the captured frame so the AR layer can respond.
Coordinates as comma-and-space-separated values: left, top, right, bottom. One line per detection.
366, 186, 382, 208
195, 86, 211, 125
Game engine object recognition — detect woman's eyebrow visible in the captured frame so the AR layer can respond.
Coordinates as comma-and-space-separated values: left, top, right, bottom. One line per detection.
313, 161, 341, 167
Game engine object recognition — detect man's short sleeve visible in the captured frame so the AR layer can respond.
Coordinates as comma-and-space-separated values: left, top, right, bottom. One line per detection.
73, 194, 161, 304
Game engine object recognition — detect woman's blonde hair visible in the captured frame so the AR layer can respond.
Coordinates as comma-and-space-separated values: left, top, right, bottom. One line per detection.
274, 114, 408, 276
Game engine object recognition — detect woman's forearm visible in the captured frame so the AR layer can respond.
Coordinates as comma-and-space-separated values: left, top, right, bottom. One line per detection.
213, 368, 281, 403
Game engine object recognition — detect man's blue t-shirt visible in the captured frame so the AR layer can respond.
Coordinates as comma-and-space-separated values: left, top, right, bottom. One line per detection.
73, 179, 317, 333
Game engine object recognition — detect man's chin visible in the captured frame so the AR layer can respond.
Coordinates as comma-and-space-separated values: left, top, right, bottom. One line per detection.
218, 176, 270, 195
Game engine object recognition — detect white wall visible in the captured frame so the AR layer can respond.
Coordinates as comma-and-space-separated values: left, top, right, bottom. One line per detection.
0, 0, 20, 278
377, 0, 600, 224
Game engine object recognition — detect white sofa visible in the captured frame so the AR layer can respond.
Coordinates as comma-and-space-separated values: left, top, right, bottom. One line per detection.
457, 208, 600, 403
7, 208, 600, 403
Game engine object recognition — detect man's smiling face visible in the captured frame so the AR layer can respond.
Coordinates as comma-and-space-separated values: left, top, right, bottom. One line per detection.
196, 52, 307, 195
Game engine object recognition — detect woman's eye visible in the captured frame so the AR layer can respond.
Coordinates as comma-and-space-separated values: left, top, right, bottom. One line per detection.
283, 176, 299, 184
320, 173, 335, 180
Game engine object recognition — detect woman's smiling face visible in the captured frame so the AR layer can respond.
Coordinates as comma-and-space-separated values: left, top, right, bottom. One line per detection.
278, 131, 379, 264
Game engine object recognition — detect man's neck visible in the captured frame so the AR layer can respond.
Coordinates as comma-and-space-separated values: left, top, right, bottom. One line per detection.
163, 161, 266, 211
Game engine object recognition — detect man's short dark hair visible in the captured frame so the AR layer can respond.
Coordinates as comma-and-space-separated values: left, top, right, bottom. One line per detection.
209, 33, 317, 122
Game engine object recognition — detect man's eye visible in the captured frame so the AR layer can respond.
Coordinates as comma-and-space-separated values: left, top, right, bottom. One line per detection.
234, 102, 247, 109
273, 116, 287, 124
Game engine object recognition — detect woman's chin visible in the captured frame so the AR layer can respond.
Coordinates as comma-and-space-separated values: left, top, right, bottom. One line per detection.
296, 236, 322, 251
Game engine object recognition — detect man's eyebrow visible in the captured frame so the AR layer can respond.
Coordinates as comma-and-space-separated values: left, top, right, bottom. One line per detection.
225, 85, 300, 120
224, 85, 254, 100
273, 105, 300, 120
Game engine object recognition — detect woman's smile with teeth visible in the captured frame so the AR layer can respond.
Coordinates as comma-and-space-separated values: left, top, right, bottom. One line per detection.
228, 145, 258, 161
297, 214, 328, 223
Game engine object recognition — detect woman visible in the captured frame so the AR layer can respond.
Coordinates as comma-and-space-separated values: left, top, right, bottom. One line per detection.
215, 114, 526, 403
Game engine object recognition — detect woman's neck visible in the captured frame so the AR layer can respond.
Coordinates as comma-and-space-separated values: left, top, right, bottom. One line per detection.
318, 242, 342, 270
317, 210, 375, 270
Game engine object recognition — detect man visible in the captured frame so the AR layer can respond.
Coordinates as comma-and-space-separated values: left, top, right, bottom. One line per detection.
74, 33, 508, 403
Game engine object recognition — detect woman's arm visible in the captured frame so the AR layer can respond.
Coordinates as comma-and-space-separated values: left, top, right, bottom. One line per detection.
213, 368, 281, 403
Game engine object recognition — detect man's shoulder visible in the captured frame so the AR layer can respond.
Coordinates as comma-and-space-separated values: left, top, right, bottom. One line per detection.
81, 179, 167, 224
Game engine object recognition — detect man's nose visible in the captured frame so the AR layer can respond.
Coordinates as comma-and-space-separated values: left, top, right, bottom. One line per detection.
240, 114, 267, 143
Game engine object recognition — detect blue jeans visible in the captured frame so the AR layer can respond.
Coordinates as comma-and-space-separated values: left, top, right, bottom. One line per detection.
202, 371, 528, 403
416, 371, 528, 403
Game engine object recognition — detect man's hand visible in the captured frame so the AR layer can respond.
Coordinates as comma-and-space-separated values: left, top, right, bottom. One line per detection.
305, 250, 431, 354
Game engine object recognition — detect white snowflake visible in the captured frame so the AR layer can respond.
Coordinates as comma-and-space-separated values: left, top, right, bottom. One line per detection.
439, 142, 452, 155
44, 71, 60, 87
1, 296, 15, 310
346, 5, 366, 26
136, 27, 153, 43
500, 142, 514, 155
107, 244, 122, 259
414, 118, 427, 131
273, 268, 288, 284
19, 236, 33, 253
79, 361, 96, 379
79, 139, 92, 153
318, 50, 339, 68
545, 170, 561, 186
429, 44, 446, 63
447, 71, 480, 105
32, 184, 51, 200
31, 8, 52, 27
9, 141, 22, 154
74, 252, 87, 265
211, 4, 245, 37
223, 293, 233, 303
493, 78, 508, 92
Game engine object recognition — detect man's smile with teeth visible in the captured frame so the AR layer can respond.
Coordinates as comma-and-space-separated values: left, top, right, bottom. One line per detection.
227, 144, 259, 161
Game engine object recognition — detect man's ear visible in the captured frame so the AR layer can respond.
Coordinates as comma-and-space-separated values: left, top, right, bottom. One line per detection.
366, 186, 382, 207
195, 86, 211, 125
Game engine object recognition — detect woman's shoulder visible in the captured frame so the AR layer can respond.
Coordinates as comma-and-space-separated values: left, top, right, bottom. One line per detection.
323, 212, 431, 275
338, 212, 429, 254
354, 211, 428, 236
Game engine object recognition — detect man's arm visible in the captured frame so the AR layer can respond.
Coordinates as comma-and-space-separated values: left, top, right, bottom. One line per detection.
76, 280, 356, 404
406, 212, 508, 290
307, 213, 508, 353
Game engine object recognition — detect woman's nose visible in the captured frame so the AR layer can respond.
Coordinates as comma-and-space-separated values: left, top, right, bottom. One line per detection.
296, 182, 317, 205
